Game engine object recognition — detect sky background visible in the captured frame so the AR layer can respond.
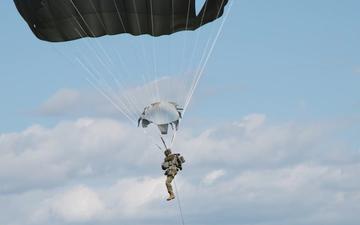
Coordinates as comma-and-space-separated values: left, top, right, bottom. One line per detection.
1, 1, 360, 225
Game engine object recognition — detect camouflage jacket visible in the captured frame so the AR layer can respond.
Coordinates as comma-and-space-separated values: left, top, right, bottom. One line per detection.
162, 154, 182, 176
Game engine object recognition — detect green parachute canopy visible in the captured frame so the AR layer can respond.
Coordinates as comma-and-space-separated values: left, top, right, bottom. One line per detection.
14, 0, 228, 42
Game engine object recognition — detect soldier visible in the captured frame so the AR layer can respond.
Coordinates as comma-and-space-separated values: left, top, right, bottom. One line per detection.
162, 149, 185, 201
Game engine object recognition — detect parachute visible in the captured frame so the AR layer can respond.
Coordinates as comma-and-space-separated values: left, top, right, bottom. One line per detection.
138, 101, 182, 135
14, 0, 231, 146
14, 0, 228, 42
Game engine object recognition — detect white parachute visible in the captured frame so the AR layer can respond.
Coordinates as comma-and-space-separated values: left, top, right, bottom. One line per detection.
138, 101, 183, 135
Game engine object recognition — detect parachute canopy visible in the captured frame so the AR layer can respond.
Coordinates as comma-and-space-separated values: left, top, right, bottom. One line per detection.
14, 0, 228, 42
138, 101, 182, 135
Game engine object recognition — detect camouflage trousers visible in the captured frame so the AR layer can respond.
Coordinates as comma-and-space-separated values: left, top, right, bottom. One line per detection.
165, 166, 178, 195
166, 175, 175, 195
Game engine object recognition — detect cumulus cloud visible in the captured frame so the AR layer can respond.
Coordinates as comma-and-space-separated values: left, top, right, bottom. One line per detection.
38, 89, 117, 117
0, 114, 359, 225
234, 113, 266, 132
37, 75, 195, 118
0, 118, 154, 193
202, 169, 226, 185
30, 177, 169, 224
48, 186, 105, 222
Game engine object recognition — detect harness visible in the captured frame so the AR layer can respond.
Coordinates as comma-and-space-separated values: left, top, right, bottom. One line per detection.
162, 154, 185, 175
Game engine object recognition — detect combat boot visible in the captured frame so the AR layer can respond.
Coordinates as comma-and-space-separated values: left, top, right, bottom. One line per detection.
167, 192, 175, 201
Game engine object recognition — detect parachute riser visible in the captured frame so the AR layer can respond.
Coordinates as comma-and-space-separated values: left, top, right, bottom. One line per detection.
160, 136, 168, 149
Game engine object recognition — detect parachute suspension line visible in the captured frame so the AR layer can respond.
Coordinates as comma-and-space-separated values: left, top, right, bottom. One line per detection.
112, 48, 144, 115
171, 132, 176, 146
75, 58, 138, 124
66, 3, 136, 111
66, 0, 142, 120
184, 0, 229, 112
170, 0, 176, 79
72, 27, 140, 120
75, 55, 138, 121
75, 57, 138, 121
70, 1, 141, 114
155, 143, 163, 151
172, 1, 232, 147
185, 0, 192, 31
170, 130, 178, 148
132, 0, 158, 103
73, 4, 139, 119
150, 0, 161, 102
181, 0, 208, 77
113, 0, 154, 111
183, 34, 212, 112
179, 0, 211, 110
52, 36, 138, 123
182, 0, 210, 79
72, 32, 139, 120
143, 0, 232, 147
141, 129, 165, 152
52, 2, 138, 120
160, 136, 168, 149
87, 0, 143, 115
85, 77, 138, 125
70, 0, 121, 72
179, 0, 193, 75
112, 0, 127, 32
183, 0, 233, 115
174, 179, 185, 225
107, 48, 143, 115
69, 1, 114, 69
87, 0, 117, 66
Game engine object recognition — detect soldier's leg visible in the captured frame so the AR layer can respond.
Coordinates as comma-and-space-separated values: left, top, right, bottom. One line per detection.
166, 175, 175, 200
166, 175, 174, 194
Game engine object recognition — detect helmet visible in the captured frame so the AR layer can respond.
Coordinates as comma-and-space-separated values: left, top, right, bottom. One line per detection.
164, 149, 172, 156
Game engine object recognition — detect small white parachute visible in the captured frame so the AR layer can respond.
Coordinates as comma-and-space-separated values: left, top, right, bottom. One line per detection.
138, 101, 183, 135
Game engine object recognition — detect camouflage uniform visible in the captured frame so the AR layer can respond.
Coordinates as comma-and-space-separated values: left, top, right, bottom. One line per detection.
162, 149, 182, 201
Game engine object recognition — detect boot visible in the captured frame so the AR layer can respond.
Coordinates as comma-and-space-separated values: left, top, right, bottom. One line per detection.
167, 192, 175, 201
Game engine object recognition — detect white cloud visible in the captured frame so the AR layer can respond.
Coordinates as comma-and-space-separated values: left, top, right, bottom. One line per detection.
174, 114, 332, 169
0, 118, 152, 193
37, 75, 195, 118
40, 89, 81, 114
202, 169, 226, 185
234, 113, 266, 132
101, 176, 166, 218
31, 177, 168, 223
49, 186, 105, 222
0, 114, 359, 225
38, 89, 116, 116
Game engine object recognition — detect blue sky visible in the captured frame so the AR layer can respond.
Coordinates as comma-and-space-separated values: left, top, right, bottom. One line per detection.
1, 1, 360, 225
1, 0, 360, 130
